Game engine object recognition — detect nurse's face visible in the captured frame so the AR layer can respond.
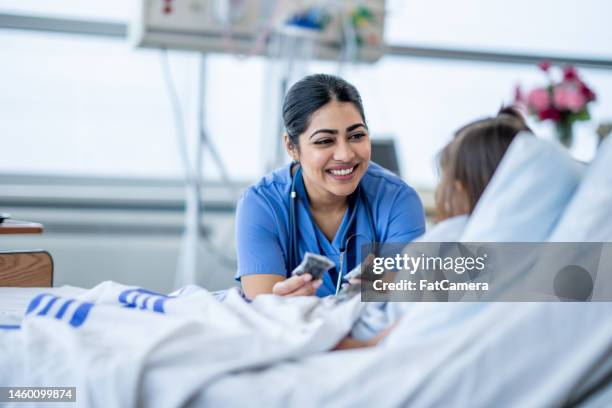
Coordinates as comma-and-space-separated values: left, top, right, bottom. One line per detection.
288, 100, 371, 201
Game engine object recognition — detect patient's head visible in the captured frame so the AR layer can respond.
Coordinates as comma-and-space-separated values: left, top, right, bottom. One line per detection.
435, 107, 532, 220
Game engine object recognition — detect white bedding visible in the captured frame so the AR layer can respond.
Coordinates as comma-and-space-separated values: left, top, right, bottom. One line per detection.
1, 283, 610, 407
0, 281, 364, 408
194, 302, 612, 407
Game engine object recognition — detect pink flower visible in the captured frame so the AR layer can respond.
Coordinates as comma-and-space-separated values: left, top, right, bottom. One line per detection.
538, 107, 561, 122
526, 88, 550, 112
563, 65, 578, 81
578, 81, 596, 102
516, 62, 595, 125
538, 60, 551, 72
553, 85, 587, 112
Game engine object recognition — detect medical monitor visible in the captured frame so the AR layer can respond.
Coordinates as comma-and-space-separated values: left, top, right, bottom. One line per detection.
371, 139, 401, 177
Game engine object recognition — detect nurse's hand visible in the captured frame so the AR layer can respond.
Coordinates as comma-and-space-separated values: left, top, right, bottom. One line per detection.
272, 273, 322, 297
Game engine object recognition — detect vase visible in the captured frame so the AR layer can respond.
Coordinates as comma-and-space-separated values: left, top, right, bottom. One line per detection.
555, 121, 574, 148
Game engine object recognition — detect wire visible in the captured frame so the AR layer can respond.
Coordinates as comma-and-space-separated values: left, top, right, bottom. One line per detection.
249, 0, 282, 56
337, 231, 370, 294
159, 49, 194, 185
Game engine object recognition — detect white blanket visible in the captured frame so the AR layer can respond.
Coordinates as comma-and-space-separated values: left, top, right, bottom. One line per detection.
194, 302, 612, 407
0, 281, 364, 408
2, 283, 610, 407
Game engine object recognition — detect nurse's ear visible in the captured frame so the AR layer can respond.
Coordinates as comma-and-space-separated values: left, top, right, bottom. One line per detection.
284, 133, 300, 162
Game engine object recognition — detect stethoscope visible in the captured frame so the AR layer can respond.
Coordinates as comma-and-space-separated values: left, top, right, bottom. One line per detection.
288, 165, 377, 294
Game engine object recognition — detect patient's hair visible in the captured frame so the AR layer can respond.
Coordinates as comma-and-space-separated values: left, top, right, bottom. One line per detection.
435, 106, 533, 220
282, 74, 366, 149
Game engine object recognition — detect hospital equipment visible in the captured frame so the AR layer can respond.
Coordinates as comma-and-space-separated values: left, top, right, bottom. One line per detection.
289, 166, 377, 294
132, 0, 386, 62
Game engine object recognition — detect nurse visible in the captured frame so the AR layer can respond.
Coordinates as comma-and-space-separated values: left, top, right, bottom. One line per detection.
235, 74, 425, 299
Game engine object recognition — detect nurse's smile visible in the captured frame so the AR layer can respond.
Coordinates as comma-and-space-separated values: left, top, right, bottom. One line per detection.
325, 163, 360, 182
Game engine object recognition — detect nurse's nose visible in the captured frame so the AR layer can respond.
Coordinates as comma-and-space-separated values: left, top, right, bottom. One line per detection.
333, 138, 356, 162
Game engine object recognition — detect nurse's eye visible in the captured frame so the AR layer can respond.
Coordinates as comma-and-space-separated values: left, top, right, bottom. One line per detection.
313, 138, 334, 145
349, 132, 367, 141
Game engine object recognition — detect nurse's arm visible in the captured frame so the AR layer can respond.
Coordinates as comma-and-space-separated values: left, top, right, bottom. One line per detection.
241, 273, 321, 299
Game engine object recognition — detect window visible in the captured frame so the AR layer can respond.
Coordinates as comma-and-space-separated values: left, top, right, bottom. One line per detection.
0, 0, 132, 21
385, 0, 612, 59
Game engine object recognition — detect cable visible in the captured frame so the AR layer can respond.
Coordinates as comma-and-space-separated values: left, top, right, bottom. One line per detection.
159, 48, 194, 185
337, 231, 370, 294
249, 0, 282, 56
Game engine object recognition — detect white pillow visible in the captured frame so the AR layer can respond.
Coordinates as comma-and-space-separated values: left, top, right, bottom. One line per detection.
548, 136, 612, 242
460, 134, 583, 242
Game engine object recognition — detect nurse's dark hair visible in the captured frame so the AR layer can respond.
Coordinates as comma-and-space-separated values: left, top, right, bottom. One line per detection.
436, 106, 533, 220
282, 74, 366, 148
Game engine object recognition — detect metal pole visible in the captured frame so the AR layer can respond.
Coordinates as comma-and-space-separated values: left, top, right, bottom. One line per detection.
175, 54, 206, 288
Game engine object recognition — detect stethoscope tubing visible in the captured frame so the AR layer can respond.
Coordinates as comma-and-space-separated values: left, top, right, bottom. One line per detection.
288, 165, 376, 293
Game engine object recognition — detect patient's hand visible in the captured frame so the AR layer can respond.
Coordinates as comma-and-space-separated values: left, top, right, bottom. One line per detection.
332, 321, 398, 351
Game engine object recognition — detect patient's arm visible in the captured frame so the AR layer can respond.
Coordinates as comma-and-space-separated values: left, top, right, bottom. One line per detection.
332, 322, 398, 351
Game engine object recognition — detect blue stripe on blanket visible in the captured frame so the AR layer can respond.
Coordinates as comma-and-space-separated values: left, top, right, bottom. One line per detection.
24, 294, 95, 328
119, 288, 167, 314
38, 297, 59, 316
153, 297, 165, 313
69, 302, 94, 328
140, 296, 150, 310
119, 288, 164, 303
55, 299, 75, 319
25, 293, 55, 315
0, 324, 20, 330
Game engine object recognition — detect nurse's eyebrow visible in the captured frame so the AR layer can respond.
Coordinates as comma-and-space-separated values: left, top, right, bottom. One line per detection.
309, 129, 338, 139
346, 123, 366, 132
309, 123, 366, 139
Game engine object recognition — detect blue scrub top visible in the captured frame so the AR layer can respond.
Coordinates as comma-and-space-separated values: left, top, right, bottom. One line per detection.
235, 161, 426, 297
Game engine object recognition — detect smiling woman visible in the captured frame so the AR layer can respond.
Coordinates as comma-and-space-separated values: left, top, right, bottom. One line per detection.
286, 100, 370, 203
235, 74, 426, 299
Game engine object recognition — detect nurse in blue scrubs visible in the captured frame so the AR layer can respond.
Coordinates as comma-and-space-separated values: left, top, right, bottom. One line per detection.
235, 74, 425, 299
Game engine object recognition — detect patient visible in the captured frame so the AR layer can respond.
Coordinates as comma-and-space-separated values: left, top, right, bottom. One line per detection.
335, 106, 533, 350
428, 106, 533, 238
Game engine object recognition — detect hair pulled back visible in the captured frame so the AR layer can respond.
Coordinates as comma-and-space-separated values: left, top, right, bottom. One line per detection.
436, 106, 533, 219
282, 74, 366, 148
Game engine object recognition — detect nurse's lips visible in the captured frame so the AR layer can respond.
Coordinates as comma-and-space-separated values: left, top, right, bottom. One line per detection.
325, 164, 359, 181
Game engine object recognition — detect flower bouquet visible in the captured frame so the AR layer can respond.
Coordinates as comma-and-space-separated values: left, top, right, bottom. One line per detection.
516, 62, 596, 147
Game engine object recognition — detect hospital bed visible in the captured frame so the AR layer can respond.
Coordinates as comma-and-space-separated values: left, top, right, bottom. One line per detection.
0, 250, 53, 287
1, 135, 611, 407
